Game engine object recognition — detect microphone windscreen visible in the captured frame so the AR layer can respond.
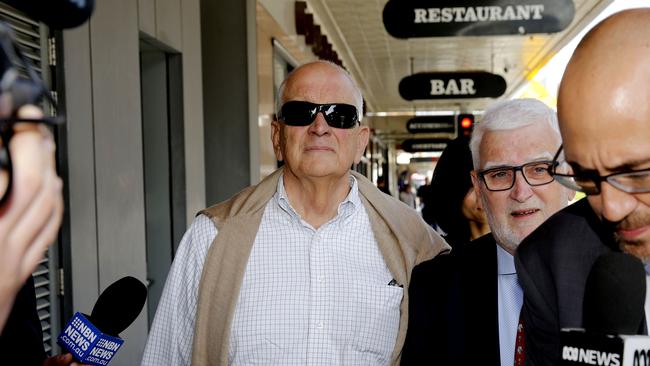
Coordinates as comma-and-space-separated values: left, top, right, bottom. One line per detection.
90, 276, 147, 336
583, 252, 646, 335
1, 0, 95, 29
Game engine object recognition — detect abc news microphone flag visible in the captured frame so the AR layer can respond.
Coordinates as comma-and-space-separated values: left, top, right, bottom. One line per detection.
561, 252, 650, 366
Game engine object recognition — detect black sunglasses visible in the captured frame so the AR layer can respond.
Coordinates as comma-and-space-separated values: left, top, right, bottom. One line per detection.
278, 101, 360, 129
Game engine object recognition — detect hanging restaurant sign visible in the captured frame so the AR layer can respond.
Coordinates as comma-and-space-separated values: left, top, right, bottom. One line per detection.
401, 138, 449, 152
406, 116, 455, 133
383, 0, 575, 38
399, 71, 506, 100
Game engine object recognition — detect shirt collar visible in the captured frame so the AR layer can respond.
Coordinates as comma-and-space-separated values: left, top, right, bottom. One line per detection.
496, 244, 516, 275
275, 173, 360, 222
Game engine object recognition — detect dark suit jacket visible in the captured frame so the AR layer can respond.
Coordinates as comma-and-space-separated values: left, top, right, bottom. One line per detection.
515, 199, 619, 366
402, 234, 501, 365
0, 276, 46, 365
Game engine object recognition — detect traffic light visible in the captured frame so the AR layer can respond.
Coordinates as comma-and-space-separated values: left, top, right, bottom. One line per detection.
456, 113, 475, 137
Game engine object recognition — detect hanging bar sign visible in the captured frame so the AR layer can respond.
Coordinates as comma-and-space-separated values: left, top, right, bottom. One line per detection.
406, 116, 455, 133
399, 71, 506, 100
383, 0, 575, 38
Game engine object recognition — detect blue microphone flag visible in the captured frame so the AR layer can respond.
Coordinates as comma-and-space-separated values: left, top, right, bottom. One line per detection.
57, 312, 124, 366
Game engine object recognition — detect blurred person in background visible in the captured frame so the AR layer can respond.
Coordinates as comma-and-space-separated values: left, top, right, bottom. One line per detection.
416, 176, 433, 224
427, 136, 489, 247
399, 182, 417, 209
377, 175, 391, 195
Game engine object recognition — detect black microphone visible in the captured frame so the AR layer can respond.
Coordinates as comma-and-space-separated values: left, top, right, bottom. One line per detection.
88, 276, 148, 336
57, 276, 147, 365
1, 0, 95, 29
561, 252, 649, 366
583, 252, 646, 335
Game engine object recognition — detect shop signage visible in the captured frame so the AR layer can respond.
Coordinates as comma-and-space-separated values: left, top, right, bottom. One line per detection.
383, 0, 575, 38
406, 116, 455, 133
399, 71, 506, 100
401, 138, 449, 152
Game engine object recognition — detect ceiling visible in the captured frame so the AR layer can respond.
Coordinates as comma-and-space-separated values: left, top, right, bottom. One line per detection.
305, 0, 612, 141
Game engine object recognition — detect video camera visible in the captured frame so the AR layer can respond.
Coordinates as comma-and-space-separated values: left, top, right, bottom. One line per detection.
0, 0, 94, 204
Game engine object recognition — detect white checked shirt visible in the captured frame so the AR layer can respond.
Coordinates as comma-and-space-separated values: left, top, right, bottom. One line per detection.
497, 244, 523, 366
141, 175, 402, 366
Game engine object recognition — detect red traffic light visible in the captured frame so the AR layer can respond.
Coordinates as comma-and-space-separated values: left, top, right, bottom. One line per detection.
460, 117, 473, 129
456, 113, 475, 137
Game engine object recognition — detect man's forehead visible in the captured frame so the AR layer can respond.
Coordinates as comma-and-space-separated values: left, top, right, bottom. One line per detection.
563, 136, 650, 173
283, 82, 360, 110
559, 62, 650, 172
285, 81, 348, 98
481, 152, 554, 170
478, 126, 558, 168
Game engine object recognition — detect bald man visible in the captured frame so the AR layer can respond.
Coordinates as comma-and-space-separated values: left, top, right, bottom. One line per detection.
141, 60, 449, 366
515, 9, 650, 366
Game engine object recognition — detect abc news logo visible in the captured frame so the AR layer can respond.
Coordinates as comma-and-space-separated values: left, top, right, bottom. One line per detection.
634, 350, 650, 366
562, 346, 650, 366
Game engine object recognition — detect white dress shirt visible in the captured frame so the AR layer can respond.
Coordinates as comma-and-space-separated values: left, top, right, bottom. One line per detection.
141, 175, 401, 366
497, 244, 523, 366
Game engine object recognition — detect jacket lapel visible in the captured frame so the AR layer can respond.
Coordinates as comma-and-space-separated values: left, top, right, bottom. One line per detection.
460, 235, 501, 365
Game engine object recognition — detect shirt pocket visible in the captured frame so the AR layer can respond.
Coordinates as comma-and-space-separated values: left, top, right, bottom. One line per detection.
345, 284, 403, 366
229, 336, 286, 365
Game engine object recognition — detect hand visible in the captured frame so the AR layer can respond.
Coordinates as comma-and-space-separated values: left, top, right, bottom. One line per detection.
43, 353, 90, 366
0, 105, 64, 330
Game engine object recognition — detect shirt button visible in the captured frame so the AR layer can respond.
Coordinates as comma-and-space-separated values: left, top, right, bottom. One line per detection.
317, 275, 324, 283
316, 321, 324, 329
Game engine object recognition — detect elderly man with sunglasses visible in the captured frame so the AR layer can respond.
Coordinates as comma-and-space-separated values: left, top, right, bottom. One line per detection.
515, 9, 650, 366
142, 60, 448, 366
402, 98, 574, 366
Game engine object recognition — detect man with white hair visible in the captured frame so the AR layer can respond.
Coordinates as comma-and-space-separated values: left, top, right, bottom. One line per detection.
142, 60, 448, 366
402, 98, 574, 365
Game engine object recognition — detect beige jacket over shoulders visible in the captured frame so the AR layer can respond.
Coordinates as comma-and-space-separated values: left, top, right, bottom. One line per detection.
191, 168, 450, 365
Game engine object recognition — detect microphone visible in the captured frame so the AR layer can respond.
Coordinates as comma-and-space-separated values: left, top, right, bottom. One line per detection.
561, 252, 649, 366
583, 252, 646, 335
57, 276, 147, 366
1, 0, 95, 29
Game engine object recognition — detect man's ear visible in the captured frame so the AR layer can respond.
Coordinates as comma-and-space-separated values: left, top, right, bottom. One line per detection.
354, 125, 370, 164
567, 188, 576, 203
271, 120, 284, 161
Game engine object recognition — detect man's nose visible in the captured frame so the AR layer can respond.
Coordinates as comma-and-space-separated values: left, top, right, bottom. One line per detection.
598, 182, 637, 223
510, 171, 533, 202
308, 112, 330, 135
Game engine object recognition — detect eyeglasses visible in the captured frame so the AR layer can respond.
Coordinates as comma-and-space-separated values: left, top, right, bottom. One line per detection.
478, 161, 556, 192
551, 145, 650, 195
277, 101, 360, 129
